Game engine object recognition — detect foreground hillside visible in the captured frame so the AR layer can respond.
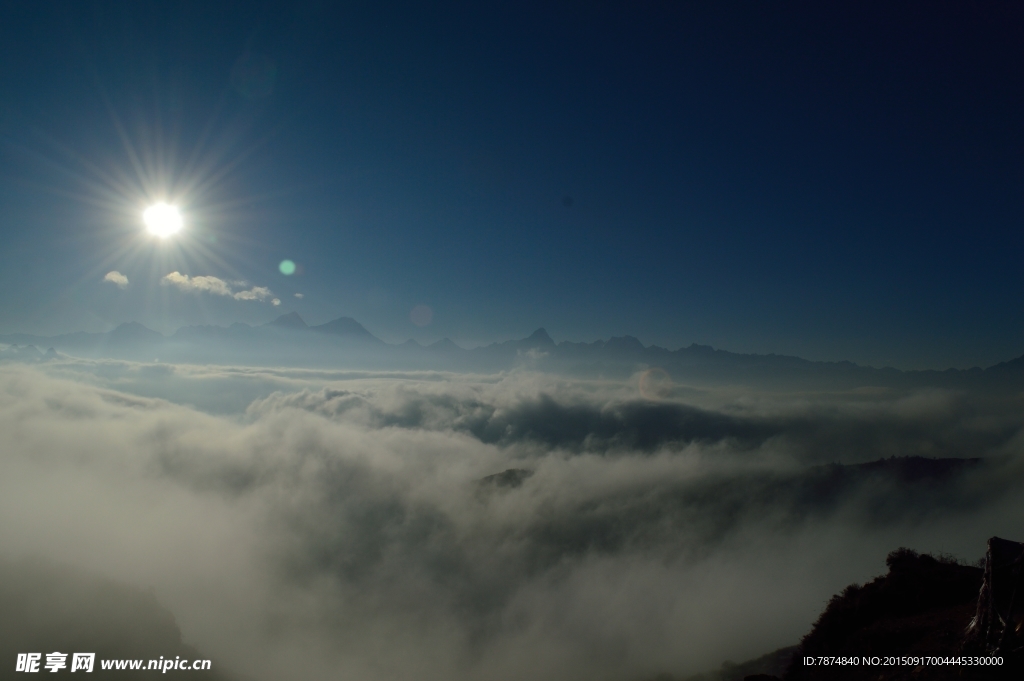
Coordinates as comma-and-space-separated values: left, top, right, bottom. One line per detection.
786, 549, 986, 681
679, 543, 1022, 681
0, 558, 232, 681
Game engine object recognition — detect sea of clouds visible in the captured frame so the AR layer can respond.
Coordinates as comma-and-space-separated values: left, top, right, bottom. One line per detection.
2, 358, 1024, 680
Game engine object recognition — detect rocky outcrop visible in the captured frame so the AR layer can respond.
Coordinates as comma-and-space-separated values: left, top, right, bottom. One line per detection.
963, 537, 1024, 665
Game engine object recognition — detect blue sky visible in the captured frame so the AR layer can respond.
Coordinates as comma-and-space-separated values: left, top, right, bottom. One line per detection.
1, 1, 1022, 369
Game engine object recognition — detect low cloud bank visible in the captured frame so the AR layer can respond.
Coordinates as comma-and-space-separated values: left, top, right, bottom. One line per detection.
1, 363, 1023, 680
161, 272, 278, 304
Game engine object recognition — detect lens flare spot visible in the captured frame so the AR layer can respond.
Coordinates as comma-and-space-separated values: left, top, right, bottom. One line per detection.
143, 203, 183, 238
279, 260, 296, 275
639, 368, 673, 400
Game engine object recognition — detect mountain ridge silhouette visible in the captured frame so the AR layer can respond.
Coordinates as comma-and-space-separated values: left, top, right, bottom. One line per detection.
3, 316, 1024, 389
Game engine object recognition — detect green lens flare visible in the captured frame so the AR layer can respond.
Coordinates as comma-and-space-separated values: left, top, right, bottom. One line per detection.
279, 259, 296, 275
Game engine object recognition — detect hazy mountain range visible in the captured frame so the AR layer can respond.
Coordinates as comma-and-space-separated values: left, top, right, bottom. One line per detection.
4, 312, 1024, 390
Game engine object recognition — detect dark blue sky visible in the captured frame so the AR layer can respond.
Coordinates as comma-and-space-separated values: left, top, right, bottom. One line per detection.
1, 1, 1022, 369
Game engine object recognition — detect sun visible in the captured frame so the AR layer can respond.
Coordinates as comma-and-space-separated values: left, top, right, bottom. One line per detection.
143, 202, 184, 238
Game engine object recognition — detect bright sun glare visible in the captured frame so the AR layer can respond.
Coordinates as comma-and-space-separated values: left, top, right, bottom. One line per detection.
143, 202, 183, 238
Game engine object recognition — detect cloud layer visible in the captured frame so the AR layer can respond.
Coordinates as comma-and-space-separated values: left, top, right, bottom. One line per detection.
2, 362, 1024, 680
161, 272, 279, 305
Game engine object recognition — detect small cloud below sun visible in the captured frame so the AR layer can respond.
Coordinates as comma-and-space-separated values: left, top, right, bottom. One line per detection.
102, 271, 129, 289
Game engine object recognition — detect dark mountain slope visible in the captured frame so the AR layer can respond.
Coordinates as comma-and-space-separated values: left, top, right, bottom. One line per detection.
0, 557, 233, 681
785, 549, 987, 681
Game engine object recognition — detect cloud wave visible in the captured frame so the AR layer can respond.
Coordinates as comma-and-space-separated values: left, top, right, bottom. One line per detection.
2, 363, 1023, 680
161, 272, 276, 303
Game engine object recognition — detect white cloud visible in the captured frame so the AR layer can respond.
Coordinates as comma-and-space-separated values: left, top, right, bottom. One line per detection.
102, 271, 128, 289
294, 293, 304, 299
272, 298, 281, 306
161, 272, 276, 304
162, 271, 232, 296
232, 286, 273, 302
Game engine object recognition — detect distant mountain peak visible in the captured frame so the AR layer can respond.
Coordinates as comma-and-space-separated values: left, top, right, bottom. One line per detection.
429, 337, 462, 351
606, 335, 645, 352
525, 328, 555, 346
112, 321, 155, 332
307, 315, 385, 342
109, 322, 163, 342
311, 317, 379, 341
266, 311, 307, 328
